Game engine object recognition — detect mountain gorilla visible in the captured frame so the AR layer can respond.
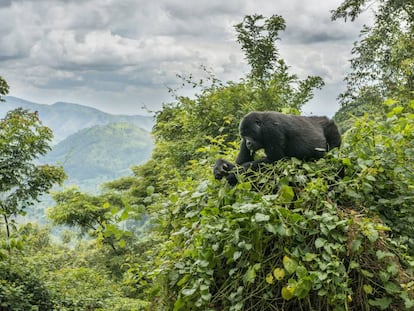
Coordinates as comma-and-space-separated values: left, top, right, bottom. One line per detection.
214, 111, 341, 185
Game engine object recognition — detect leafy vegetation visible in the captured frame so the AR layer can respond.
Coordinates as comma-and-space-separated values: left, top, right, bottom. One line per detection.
333, 0, 414, 123
1, 2, 414, 310
0, 108, 66, 237
137, 99, 414, 311
0, 80, 67, 310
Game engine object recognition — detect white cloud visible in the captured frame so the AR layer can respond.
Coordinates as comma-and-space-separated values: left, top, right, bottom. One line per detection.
0, 0, 373, 116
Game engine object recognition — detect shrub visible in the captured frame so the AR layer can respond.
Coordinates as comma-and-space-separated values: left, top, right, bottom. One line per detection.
134, 100, 414, 310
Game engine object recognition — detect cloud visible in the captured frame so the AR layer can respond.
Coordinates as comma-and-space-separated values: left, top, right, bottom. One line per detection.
0, 0, 372, 116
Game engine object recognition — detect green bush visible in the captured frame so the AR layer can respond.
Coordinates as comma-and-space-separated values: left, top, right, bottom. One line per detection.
0, 259, 55, 311
132, 100, 414, 310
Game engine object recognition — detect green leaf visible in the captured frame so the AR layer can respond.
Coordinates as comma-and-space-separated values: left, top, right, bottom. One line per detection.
233, 251, 242, 261
350, 239, 362, 252
342, 158, 352, 167
302, 253, 317, 262
295, 266, 307, 278
177, 275, 190, 287
243, 263, 261, 284
118, 239, 126, 248
349, 261, 359, 269
315, 238, 326, 249
363, 284, 373, 295
376, 250, 393, 260
283, 255, 298, 275
295, 278, 312, 299
384, 282, 400, 294
281, 285, 295, 300
182, 287, 197, 296
254, 213, 270, 222
368, 297, 392, 310
173, 296, 185, 311
265, 222, 287, 236
169, 192, 179, 203
387, 263, 399, 276
277, 184, 295, 202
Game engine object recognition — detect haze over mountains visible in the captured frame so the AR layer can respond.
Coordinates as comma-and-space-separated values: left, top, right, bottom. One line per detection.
1, 96, 154, 144
1, 96, 154, 192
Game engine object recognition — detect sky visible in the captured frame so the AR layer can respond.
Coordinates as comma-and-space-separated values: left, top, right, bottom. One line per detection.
0, 0, 372, 117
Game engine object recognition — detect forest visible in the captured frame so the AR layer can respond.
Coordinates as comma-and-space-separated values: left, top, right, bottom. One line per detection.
1, 0, 414, 310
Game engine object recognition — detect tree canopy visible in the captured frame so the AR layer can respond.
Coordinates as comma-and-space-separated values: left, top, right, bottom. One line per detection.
333, 0, 414, 122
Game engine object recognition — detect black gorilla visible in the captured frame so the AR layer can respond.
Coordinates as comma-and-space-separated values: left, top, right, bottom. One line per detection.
214, 111, 341, 185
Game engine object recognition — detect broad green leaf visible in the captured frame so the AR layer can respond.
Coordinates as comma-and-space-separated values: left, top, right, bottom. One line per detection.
283, 255, 298, 275
243, 263, 261, 284
182, 287, 197, 296
315, 238, 325, 249
350, 239, 362, 252
254, 213, 270, 222
387, 263, 399, 276
303, 253, 317, 262
384, 282, 400, 294
277, 184, 295, 202
233, 251, 242, 261
376, 250, 393, 260
295, 266, 307, 278
368, 297, 392, 310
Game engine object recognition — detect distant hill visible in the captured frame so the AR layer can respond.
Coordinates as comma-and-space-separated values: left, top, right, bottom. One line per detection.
1, 96, 154, 143
41, 122, 153, 192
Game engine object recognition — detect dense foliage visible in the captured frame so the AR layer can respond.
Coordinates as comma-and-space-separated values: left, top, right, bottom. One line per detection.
0, 87, 66, 309
333, 0, 414, 122
131, 99, 413, 311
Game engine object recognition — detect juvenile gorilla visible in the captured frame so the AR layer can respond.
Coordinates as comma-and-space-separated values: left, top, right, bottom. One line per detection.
214, 111, 341, 185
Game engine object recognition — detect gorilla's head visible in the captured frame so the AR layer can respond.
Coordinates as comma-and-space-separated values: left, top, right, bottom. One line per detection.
239, 112, 264, 152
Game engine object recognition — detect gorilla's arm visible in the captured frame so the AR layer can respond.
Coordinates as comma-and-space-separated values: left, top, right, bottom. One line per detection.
214, 120, 285, 184
235, 138, 254, 164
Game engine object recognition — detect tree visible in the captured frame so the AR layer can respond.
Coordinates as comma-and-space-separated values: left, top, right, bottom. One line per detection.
0, 108, 66, 237
48, 188, 139, 251
235, 14, 324, 107
332, 0, 414, 122
0, 75, 9, 102
235, 14, 286, 82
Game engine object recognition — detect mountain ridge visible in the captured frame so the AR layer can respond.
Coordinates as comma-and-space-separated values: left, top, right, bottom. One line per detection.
42, 122, 153, 192
2, 96, 154, 143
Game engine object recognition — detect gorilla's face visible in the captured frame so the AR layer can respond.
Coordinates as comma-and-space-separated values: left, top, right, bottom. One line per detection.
239, 112, 263, 152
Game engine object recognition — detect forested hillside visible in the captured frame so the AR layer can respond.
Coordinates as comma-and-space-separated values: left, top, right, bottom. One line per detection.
1, 96, 154, 143
1, 1, 414, 310
42, 122, 153, 191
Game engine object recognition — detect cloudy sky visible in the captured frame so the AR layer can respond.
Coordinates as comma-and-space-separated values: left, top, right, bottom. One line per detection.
0, 0, 372, 116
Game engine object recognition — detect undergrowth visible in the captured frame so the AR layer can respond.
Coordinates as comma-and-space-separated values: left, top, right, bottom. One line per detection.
130, 100, 414, 311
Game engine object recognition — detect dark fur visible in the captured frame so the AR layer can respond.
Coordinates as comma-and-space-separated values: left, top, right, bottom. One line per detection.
214, 111, 341, 185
